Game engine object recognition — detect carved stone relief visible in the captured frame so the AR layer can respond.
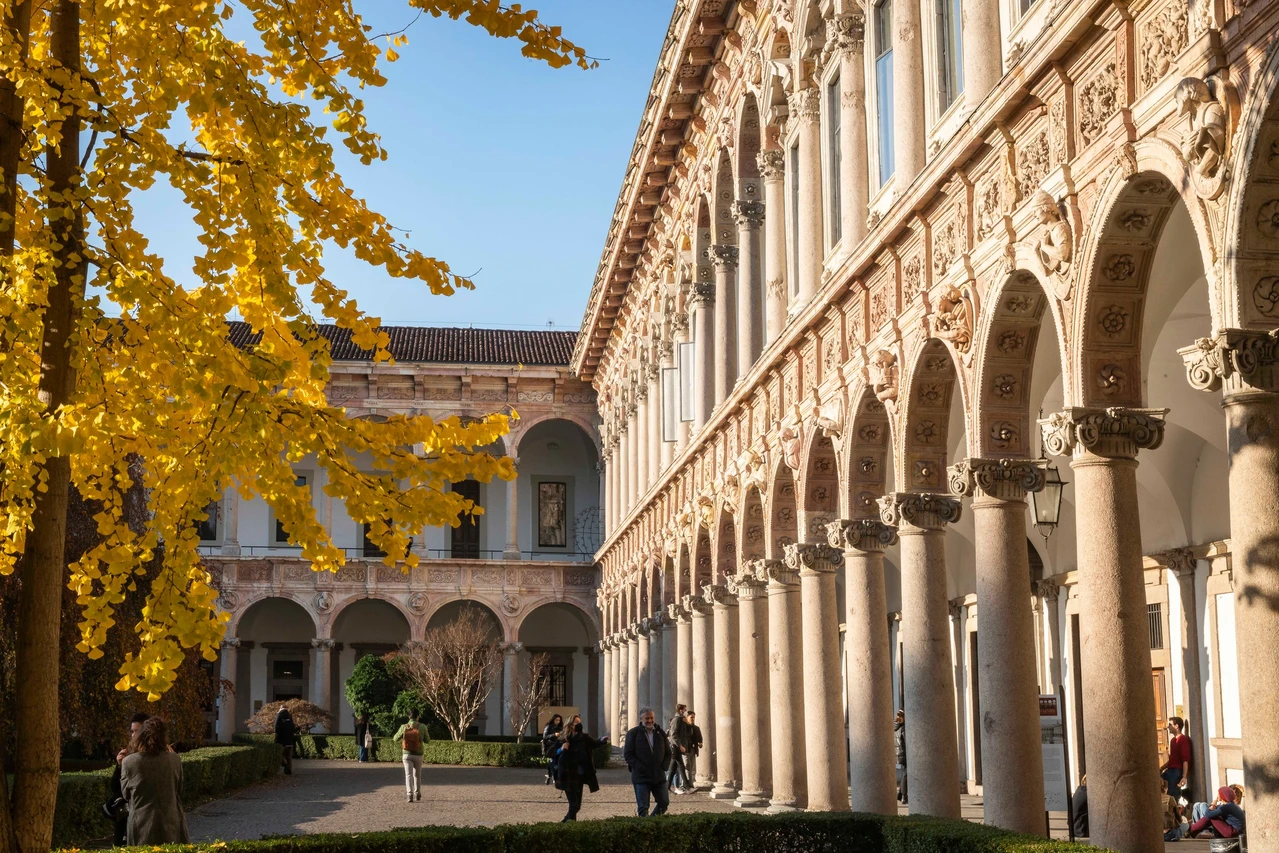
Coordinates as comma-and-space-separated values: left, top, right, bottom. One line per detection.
1140, 3, 1188, 91
1078, 64, 1118, 146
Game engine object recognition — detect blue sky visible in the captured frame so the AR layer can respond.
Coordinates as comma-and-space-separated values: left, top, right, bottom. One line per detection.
135, 2, 673, 331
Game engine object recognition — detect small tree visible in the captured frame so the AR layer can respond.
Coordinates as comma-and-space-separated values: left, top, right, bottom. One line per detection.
507, 651, 551, 744
344, 654, 402, 734
246, 699, 333, 735
394, 605, 501, 741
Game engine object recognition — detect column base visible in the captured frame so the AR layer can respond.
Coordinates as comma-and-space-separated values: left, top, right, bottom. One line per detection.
710, 784, 739, 799
502, 548, 522, 560
766, 800, 800, 814
734, 790, 768, 808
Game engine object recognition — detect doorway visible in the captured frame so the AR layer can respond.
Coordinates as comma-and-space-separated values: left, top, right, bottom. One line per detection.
451, 480, 481, 559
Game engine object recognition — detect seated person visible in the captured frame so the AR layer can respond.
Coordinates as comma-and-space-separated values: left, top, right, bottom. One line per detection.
1185, 785, 1245, 839
1162, 780, 1183, 833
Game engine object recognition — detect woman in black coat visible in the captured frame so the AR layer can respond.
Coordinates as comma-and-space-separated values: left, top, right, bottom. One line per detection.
556, 722, 609, 822
541, 714, 564, 785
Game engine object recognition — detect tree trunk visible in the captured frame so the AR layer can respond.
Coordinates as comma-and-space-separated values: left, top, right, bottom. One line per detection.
13, 3, 82, 851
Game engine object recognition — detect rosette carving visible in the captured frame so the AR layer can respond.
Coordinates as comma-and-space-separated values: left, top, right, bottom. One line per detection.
1039, 408, 1168, 459
826, 518, 899, 552
877, 493, 963, 530
948, 458, 1046, 500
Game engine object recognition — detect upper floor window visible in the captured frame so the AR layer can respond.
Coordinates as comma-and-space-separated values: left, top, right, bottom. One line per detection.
1017, 0, 1039, 16
936, 0, 963, 113
874, 0, 895, 186
361, 522, 387, 558
273, 474, 309, 544
826, 74, 842, 248
197, 499, 219, 542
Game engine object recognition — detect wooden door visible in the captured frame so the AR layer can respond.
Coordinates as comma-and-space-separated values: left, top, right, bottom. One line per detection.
451, 480, 481, 559
1152, 668, 1169, 762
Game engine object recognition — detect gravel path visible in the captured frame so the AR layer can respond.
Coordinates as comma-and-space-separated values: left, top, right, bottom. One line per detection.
186, 759, 736, 840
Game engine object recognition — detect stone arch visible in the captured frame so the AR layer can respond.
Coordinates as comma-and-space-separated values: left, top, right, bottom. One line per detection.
737, 484, 766, 565
736, 93, 762, 199
1223, 45, 1279, 329
514, 597, 600, 642
798, 426, 839, 541
325, 594, 414, 642
972, 269, 1068, 458
712, 504, 737, 583
676, 539, 692, 605
423, 596, 506, 642
509, 412, 601, 460
694, 194, 713, 290
899, 338, 968, 491
766, 456, 799, 558
712, 149, 737, 246
661, 554, 676, 610
229, 593, 316, 638
691, 521, 713, 596
1074, 156, 1220, 407
841, 386, 895, 518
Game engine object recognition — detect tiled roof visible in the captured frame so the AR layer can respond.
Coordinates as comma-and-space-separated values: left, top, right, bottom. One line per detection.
226, 321, 576, 366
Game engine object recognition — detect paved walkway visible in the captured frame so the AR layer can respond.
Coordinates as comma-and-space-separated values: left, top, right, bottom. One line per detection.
187, 759, 1212, 850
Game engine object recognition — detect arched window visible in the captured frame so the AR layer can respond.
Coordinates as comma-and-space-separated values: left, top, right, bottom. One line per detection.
874, 0, 894, 185
936, 0, 963, 112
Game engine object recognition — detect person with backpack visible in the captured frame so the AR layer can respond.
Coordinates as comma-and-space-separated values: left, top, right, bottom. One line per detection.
393, 711, 425, 802
274, 707, 297, 775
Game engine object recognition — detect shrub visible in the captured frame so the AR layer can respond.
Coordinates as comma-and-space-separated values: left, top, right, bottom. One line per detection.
246, 699, 333, 735
232, 734, 610, 769
75, 810, 1091, 853
50, 742, 281, 849
344, 655, 403, 735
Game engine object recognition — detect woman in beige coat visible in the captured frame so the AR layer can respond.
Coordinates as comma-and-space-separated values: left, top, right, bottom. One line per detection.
120, 717, 189, 845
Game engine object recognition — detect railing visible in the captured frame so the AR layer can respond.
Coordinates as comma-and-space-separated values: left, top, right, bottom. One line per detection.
198, 544, 596, 562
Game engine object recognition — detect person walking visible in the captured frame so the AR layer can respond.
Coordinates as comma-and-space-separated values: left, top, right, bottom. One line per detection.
355, 715, 372, 763
894, 709, 908, 806
1160, 716, 1192, 802
1072, 775, 1089, 839
120, 717, 189, 846
273, 707, 297, 775
666, 705, 691, 794
557, 720, 609, 821
393, 711, 425, 803
685, 710, 703, 791
623, 706, 671, 817
103, 712, 152, 845
541, 713, 564, 785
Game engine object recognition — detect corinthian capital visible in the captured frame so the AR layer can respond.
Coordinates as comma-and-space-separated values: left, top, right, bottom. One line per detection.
757, 558, 796, 588
787, 88, 821, 124
702, 582, 737, 607
731, 200, 766, 228
1179, 329, 1279, 397
948, 458, 1046, 501
667, 601, 690, 622
757, 149, 785, 181
830, 11, 866, 54
709, 244, 740, 269
827, 518, 899, 552
683, 592, 711, 616
1039, 407, 1167, 460
877, 493, 963, 530
689, 281, 716, 308
782, 541, 843, 574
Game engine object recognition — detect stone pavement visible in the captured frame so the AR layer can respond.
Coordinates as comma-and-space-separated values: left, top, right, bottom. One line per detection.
186, 759, 1214, 850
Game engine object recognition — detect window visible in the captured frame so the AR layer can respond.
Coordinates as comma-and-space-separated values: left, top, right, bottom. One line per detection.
361, 522, 387, 558
1147, 602, 1164, 650
537, 481, 568, 548
661, 366, 679, 440
197, 499, 219, 542
826, 74, 842, 247
789, 143, 800, 295
274, 474, 309, 544
936, 0, 964, 113
874, 0, 895, 185
1018, 0, 1038, 15
677, 341, 695, 422
451, 479, 481, 559
539, 664, 568, 706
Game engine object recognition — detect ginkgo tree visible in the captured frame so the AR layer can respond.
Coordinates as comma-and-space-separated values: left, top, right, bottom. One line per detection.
0, 1, 592, 850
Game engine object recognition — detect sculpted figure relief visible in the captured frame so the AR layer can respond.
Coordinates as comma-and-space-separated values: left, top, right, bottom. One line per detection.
931, 285, 974, 354
778, 412, 803, 471
1176, 77, 1229, 198
1031, 191, 1073, 298
868, 349, 899, 410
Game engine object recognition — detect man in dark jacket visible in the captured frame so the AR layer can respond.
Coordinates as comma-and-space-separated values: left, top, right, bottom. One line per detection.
686, 710, 704, 790
667, 705, 691, 793
623, 707, 671, 816
274, 707, 297, 775
894, 710, 907, 805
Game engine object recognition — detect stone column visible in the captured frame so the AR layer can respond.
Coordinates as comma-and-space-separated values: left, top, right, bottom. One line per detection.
878, 493, 963, 819
503, 459, 520, 559
647, 365, 662, 485
647, 617, 664, 718
635, 383, 650, 495
1040, 407, 1168, 853
586, 645, 600, 737
784, 541, 850, 812
672, 314, 692, 450
732, 565, 771, 807
602, 639, 615, 741
311, 638, 335, 733
627, 627, 640, 730
692, 284, 716, 429
757, 150, 787, 343
892, 0, 926, 185
949, 459, 1049, 835
662, 608, 678, 723
502, 642, 522, 736
614, 633, 627, 739
637, 620, 652, 716
659, 339, 677, 469
834, 11, 869, 250
605, 448, 617, 534
217, 637, 240, 742
618, 427, 630, 521
733, 202, 765, 376
674, 603, 693, 714
1162, 549, 1207, 800
688, 592, 716, 789
1037, 580, 1063, 692
222, 488, 241, 555
711, 245, 739, 406
788, 88, 823, 313
1182, 331, 1279, 848
961, 0, 1003, 109
828, 519, 899, 815
707, 583, 741, 799
765, 558, 806, 812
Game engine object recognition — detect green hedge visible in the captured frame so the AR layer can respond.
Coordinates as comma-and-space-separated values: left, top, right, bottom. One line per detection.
89, 810, 1089, 853
233, 734, 610, 769
51, 743, 281, 849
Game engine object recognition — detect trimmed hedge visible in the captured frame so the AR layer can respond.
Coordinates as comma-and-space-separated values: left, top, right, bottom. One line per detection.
87, 810, 1090, 853
51, 742, 281, 849
233, 733, 610, 769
